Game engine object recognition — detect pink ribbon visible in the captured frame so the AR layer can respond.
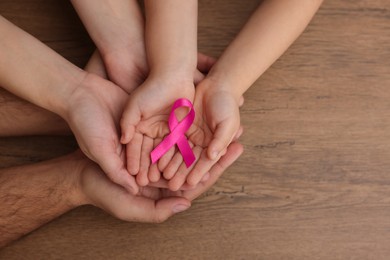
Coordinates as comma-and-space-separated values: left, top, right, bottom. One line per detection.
150, 98, 196, 167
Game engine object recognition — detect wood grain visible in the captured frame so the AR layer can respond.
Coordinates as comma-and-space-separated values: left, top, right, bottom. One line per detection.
1, 0, 390, 259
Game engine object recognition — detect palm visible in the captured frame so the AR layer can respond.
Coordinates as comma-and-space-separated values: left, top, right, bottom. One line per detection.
66, 73, 137, 193
159, 85, 241, 190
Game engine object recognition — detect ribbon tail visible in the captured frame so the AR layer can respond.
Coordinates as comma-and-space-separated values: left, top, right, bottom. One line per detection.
177, 136, 196, 167
150, 133, 179, 164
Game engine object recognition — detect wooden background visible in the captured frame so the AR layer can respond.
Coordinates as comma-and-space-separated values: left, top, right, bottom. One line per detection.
1, 0, 390, 259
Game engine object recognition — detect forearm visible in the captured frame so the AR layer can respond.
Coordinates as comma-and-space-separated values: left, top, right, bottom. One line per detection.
0, 154, 85, 247
71, 0, 144, 57
0, 16, 86, 117
144, 0, 198, 79
0, 88, 69, 136
207, 0, 323, 99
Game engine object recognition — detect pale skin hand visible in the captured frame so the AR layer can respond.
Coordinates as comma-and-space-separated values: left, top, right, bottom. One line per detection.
119, 0, 198, 184
160, 0, 324, 189
71, 0, 148, 93
0, 16, 138, 193
122, 53, 217, 187
0, 42, 244, 246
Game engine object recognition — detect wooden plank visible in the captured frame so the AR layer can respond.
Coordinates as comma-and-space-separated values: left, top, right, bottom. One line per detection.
1, 0, 390, 259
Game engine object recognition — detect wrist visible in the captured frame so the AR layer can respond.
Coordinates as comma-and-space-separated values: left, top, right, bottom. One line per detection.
47, 67, 88, 119
198, 76, 242, 104
62, 152, 91, 208
148, 70, 195, 91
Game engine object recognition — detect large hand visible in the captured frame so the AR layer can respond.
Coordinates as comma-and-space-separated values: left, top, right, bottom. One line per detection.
78, 142, 243, 223
65, 71, 138, 194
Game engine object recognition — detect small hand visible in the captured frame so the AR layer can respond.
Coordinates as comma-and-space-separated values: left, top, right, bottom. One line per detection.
121, 54, 216, 187
160, 79, 244, 190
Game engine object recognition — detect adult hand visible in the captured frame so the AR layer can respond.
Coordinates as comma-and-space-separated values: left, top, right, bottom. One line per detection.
77, 142, 243, 223
62, 51, 138, 194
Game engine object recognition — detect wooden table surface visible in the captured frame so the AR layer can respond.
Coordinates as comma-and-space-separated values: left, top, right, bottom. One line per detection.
1, 0, 390, 259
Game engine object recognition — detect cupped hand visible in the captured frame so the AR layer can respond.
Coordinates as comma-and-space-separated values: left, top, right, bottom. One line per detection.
65, 72, 139, 194
120, 54, 217, 187
77, 141, 243, 223
160, 79, 244, 190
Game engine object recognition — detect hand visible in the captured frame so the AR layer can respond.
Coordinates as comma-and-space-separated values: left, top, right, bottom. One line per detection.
77, 141, 244, 223
120, 54, 216, 187
159, 78, 244, 190
103, 42, 148, 94
64, 72, 138, 194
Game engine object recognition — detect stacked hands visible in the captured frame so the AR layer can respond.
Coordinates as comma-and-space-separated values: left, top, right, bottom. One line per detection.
62, 48, 245, 222
0, 0, 323, 245
120, 54, 243, 192
67, 1, 246, 203
69, 50, 244, 197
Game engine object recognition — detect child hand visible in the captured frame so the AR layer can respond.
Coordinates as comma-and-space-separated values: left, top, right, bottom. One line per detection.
120, 74, 195, 183
121, 53, 217, 187
159, 78, 243, 191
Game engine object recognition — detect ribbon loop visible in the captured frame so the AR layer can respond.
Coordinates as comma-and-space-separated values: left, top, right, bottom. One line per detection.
150, 98, 196, 167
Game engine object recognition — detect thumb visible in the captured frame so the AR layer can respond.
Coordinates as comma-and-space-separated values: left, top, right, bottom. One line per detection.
120, 98, 141, 144
130, 196, 191, 223
208, 119, 239, 160
197, 52, 217, 73
98, 150, 139, 195
194, 69, 205, 85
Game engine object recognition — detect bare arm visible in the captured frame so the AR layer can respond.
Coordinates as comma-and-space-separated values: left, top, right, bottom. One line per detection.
0, 154, 83, 247
182, 0, 323, 176
70, 0, 147, 92
0, 145, 242, 247
0, 16, 140, 193
0, 15, 85, 117
205, 0, 323, 100
144, 0, 198, 80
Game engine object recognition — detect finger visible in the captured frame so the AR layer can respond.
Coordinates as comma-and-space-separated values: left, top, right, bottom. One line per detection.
148, 138, 162, 183
85, 50, 108, 79
201, 172, 210, 183
168, 146, 203, 191
208, 119, 239, 160
163, 151, 184, 180
138, 186, 161, 200
124, 196, 191, 223
99, 152, 139, 195
184, 142, 244, 201
238, 96, 244, 107
137, 136, 153, 187
197, 52, 217, 73
120, 98, 141, 144
126, 132, 143, 175
163, 141, 194, 180
194, 70, 205, 85
234, 126, 244, 141
158, 146, 176, 172
148, 179, 197, 191
186, 148, 221, 187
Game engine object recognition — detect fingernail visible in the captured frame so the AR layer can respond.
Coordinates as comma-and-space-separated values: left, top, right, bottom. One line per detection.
201, 172, 210, 182
173, 204, 190, 213
211, 151, 218, 160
